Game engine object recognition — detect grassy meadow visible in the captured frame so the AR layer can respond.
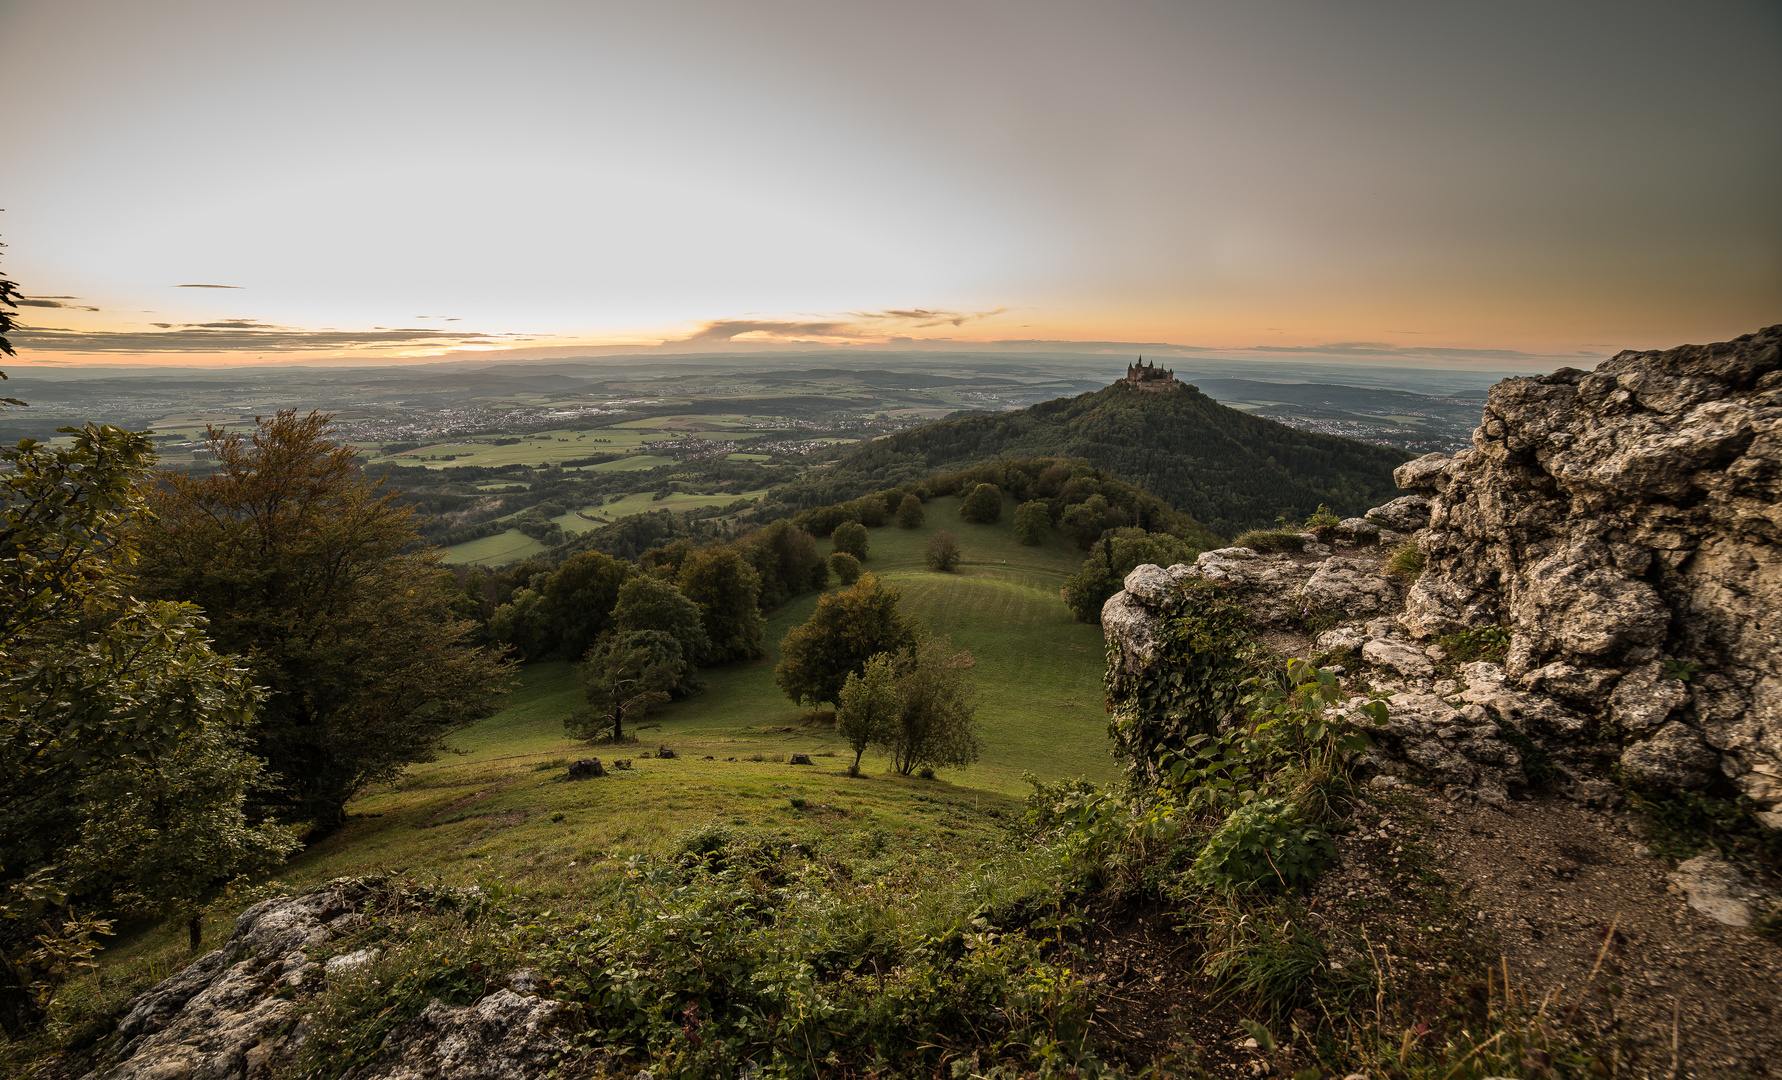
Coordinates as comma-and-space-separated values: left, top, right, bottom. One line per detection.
56, 496, 1117, 1002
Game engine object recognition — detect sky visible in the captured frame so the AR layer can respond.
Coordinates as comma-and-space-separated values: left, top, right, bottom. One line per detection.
1, 0, 1777, 370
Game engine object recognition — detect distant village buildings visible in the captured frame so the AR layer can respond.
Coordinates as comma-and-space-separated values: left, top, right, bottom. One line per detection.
1122, 358, 1180, 393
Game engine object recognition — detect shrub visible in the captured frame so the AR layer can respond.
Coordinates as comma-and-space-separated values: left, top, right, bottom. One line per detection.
958, 483, 1002, 523
831, 520, 869, 560
925, 531, 961, 572
1385, 542, 1426, 580
1302, 503, 1341, 540
1437, 624, 1510, 664
1188, 797, 1334, 893
880, 639, 981, 776
1232, 529, 1304, 553
827, 551, 862, 585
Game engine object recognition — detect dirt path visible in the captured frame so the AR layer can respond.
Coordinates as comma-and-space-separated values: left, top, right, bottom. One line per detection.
1430, 794, 1782, 1078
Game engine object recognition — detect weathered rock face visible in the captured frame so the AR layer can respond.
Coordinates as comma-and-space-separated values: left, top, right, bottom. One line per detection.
1102, 326, 1782, 827
80, 879, 568, 1080
1397, 326, 1782, 822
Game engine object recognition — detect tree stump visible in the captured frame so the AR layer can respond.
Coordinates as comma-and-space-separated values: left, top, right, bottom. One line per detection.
567, 758, 606, 779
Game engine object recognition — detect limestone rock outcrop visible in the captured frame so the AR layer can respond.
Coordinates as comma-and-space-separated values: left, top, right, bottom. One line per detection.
79, 879, 569, 1080
1103, 326, 1782, 826
1396, 325, 1782, 822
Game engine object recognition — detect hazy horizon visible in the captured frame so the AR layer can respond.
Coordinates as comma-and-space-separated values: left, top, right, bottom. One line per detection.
2, 0, 1776, 370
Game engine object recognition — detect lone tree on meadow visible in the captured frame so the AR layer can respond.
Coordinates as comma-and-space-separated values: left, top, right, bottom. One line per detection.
925, 530, 961, 572
569, 630, 687, 742
896, 492, 925, 528
832, 520, 869, 561
1014, 500, 1050, 545
959, 483, 1002, 523
134, 410, 511, 827
774, 575, 919, 708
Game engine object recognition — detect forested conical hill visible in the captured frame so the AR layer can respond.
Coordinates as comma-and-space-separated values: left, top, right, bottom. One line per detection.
776, 381, 1415, 537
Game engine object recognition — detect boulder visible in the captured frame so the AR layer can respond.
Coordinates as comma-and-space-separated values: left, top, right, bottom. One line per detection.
1362, 637, 1434, 679
1365, 494, 1431, 532
355, 989, 570, 1080
1668, 855, 1782, 928
1301, 557, 1400, 615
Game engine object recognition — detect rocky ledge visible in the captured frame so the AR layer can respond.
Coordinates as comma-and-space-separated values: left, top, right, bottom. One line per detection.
1104, 325, 1782, 830
77, 878, 568, 1080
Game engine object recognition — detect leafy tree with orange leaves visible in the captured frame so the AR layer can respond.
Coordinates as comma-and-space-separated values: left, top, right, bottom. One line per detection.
134, 410, 510, 827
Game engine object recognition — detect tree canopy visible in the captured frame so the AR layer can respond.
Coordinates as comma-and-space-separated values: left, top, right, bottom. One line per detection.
958, 483, 1003, 523
0, 423, 296, 1034
677, 546, 766, 663
831, 520, 869, 561
133, 411, 511, 826
774, 576, 919, 708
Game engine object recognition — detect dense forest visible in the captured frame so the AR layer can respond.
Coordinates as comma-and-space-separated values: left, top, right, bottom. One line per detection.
762, 381, 1413, 536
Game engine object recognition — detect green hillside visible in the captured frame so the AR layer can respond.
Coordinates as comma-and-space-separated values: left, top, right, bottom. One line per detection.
324, 492, 1113, 875
771, 381, 1413, 536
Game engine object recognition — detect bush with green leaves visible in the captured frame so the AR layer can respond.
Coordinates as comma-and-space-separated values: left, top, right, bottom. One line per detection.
831, 520, 869, 561
1013, 499, 1050, 545
1104, 581, 1257, 781
895, 491, 925, 528
1187, 797, 1334, 893
827, 550, 862, 585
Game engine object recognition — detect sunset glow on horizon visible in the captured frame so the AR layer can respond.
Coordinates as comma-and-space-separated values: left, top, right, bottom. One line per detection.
2, 0, 1776, 371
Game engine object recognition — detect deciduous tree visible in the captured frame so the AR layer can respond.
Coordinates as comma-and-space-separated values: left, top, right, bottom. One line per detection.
925, 530, 961, 572
0, 422, 295, 1034
881, 640, 981, 776
828, 551, 862, 585
831, 520, 869, 561
774, 576, 919, 708
612, 575, 708, 695
677, 546, 765, 662
836, 655, 898, 772
896, 492, 925, 529
539, 551, 636, 659
569, 630, 686, 742
958, 483, 1002, 523
1013, 500, 1050, 545
134, 411, 511, 827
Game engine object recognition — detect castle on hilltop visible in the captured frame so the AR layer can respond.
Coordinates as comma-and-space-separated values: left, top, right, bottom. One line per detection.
1122, 358, 1179, 392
